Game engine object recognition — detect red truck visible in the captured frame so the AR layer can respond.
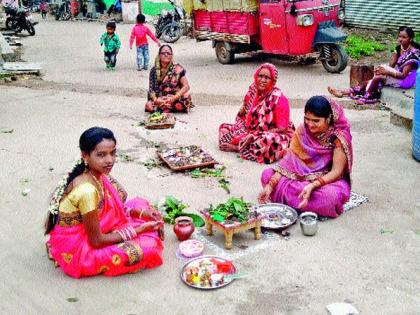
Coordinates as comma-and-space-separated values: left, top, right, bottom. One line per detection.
193, 0, 348, 73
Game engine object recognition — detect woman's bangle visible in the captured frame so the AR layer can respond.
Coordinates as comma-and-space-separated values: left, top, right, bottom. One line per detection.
316, 177, 326, 187
117, 229, 127, 242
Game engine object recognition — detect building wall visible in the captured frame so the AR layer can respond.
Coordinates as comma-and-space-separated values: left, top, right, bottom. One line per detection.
345, 0, 420, 31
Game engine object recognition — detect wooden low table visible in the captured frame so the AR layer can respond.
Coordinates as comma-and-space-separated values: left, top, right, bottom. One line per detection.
200, 210, 263, 250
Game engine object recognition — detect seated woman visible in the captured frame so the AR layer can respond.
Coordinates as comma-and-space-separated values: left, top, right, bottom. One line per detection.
219, 63, 294, 164
259, 96, 353, 218
145, 45, 193, 113
328, 26, 420, 104
45, 127, 164, 278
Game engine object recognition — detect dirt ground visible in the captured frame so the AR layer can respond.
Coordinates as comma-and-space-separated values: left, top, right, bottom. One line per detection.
1, 19, 419, 314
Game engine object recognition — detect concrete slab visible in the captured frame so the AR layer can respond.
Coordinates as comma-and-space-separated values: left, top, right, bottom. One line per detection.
381, 87, 414, 130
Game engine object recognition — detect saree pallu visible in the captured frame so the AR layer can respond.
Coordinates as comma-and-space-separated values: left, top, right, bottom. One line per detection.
261, 99, 353, 218
146, 63, 193, 113
219, 86, 294, 164
47, 177, 163, 278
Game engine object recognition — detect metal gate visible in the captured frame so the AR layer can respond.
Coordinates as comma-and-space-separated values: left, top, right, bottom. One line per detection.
345, 0, 420, 31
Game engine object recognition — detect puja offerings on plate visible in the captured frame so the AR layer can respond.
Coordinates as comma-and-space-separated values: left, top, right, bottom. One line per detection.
157, 145, 217, 171
200, 197, 263, 249
181, 256, 237, 289
145, 112, 176, 129
253, 203, 298, 230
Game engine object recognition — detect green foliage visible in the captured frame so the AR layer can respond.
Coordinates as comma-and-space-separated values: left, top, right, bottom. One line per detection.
344, 35, 386, 60
209, 197, 252, 223
157, 196, 205, 227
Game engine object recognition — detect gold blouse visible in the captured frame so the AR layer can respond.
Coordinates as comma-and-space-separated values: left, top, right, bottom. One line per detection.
56, 176, 127, 227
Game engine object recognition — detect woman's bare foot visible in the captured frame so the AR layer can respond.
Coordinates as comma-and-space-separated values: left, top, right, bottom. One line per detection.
328, 86, 344, 98
220, 143, 239, 152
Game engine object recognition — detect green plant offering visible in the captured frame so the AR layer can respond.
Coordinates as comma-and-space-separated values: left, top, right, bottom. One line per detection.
208, 197, 252, 223
189, 166, 226, 178
344, 35, 386, 60
157, 196, 205, 227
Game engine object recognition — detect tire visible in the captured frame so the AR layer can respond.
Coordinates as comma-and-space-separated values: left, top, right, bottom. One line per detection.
5, 17, 13, 30
215, 42, 235, 64
320, 44, 348, 73
10, 20, 22, 33
27, 22, 35, 35
161, 24, 182, 43
61, 12, 71, 21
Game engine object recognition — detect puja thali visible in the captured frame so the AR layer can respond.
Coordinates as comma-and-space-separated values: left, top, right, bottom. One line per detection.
253, 203, 298, 229
145, 112, 176, 129
157, 145, 217, 171
181, 255, 237, 290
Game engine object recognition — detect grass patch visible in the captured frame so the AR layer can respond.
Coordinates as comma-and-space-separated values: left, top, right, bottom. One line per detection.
344, 34, 386, 60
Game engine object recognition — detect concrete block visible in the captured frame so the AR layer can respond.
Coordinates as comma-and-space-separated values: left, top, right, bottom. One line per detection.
381, 86, 414, 130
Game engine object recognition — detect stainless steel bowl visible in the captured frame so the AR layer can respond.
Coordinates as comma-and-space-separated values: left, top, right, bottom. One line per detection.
299, 212, 318, 236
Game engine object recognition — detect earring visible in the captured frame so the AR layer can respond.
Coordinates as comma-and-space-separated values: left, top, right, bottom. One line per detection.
84, 160, 89, 168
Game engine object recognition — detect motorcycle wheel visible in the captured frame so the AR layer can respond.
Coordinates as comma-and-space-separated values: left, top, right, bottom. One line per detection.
5, 17, 13, 30
215, 42, 235, 65
320, 44, 348, 73
10, 20, 22, 33
27, 22, 35, 36
161, 24, 182, 43
61, 12, 71, 21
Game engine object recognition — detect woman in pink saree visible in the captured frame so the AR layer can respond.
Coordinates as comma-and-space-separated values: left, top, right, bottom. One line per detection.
45, 127, 163, 278
259, 96, 353, 218
219, 63, 294, 164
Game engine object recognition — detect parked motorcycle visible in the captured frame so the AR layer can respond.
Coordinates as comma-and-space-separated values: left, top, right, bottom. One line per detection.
55, 0, 71, 21
155, 0, 186, 43
5, 4, 37, 36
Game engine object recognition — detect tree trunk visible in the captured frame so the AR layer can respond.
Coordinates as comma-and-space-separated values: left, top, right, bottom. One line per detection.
350, 64, 374, 88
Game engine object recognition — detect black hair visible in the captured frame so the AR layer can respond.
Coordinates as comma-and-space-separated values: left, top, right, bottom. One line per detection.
304, 96, 332, 119
44, 127, 116, 234
106, 21, 116, 30
397, 26, 420, 55
136, 14, 146, 24
159, 44, 173, 55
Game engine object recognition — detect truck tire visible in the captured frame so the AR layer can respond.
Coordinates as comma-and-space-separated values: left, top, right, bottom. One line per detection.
321, 44, 348, 73
215, 42, 235, 64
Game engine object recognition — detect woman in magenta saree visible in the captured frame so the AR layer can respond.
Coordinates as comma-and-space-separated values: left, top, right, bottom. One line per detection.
219, 63, 294, 164
45, 127, 163, 278
259, 96, 353, 218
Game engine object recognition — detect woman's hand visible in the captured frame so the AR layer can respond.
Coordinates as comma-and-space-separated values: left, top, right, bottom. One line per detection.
374, 66, 388, 76
239, 134, 254, 152
135, 221, 163, 234
133, 206, 162, 221
298, 183, 315, 209
258, 185, 273, 204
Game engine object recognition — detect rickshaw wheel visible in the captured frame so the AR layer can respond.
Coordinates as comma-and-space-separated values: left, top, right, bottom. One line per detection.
215, 42, 235, 64
321, 44, 348, 73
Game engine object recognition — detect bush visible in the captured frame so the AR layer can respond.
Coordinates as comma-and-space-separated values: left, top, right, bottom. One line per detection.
344, 34, 386, 60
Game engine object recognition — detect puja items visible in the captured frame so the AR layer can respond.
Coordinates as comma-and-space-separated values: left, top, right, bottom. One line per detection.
157, 145, 217, 171
179, 240, 204, 258
173, 216, 195, 241
299, 212, 318, 236
253, 203, 298, 230
201, 197, 263, 249
181, 256, 237, 289
145, 112, 176, 129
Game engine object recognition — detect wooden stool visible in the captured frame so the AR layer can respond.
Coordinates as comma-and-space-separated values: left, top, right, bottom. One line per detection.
201, 211, 262, 250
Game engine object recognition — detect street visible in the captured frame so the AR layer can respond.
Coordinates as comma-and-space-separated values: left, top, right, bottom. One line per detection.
1, 19, 419, 314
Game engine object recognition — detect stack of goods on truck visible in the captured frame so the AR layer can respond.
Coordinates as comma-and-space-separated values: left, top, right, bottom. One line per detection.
193, 0, 259, 41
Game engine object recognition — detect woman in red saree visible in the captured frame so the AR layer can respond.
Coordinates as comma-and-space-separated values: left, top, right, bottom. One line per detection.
45, 127, 163, 278
259, 96, 353, 218
219, 63, 294, 164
